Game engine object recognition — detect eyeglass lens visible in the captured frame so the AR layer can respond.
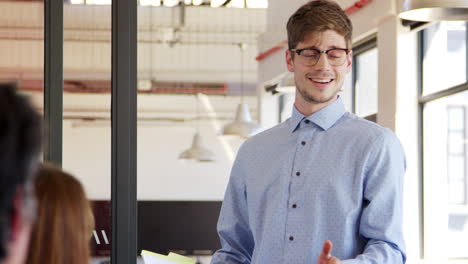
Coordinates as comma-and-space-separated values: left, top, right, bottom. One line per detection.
298, 49, 347, 66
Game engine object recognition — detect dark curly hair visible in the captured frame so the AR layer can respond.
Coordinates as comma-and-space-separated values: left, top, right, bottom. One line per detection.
0, 84, 42, 260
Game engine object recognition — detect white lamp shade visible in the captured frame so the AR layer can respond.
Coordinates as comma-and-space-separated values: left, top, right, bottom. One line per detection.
399, 0, 468, 21
221, 103, 262, 138
179, 133, 216, 162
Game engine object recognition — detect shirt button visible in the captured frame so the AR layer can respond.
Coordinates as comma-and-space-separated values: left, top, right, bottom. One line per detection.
305, 120, 310, 124
301, 141, 306, 146
289, 236, 294, 241
296, 171, 300, 176
292, 204, 297, 208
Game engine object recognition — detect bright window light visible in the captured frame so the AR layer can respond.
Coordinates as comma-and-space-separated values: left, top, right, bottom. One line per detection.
184, 0, 192, 4
210, 0, 226, 7
247, 0, 267, 8
141, 0, 161, 6
86, 0, 111, 5
192, 0, 203, 5
70, 0, 85, 4
163, 0, 179, 7
228, 0, 244, 8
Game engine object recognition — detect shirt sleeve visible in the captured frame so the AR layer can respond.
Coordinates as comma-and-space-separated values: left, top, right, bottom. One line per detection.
342, 130, 407, 264
211, 148, 255, 264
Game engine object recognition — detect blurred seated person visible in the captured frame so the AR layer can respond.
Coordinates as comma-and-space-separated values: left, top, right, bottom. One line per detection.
0, 84, 42, 264
26, 164, 94, 264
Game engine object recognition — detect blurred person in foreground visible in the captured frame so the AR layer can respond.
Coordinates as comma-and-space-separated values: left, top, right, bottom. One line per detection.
0, 84, 42, 264
26, 163, 94, 264
211, 1, 406, 263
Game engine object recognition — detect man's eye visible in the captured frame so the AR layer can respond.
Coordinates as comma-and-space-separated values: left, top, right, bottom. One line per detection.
301, 51, 318, 57
328, 50, 346, 58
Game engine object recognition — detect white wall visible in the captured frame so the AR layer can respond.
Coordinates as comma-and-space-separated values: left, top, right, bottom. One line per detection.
29, 93, 256, 201
0, 1, 265, 83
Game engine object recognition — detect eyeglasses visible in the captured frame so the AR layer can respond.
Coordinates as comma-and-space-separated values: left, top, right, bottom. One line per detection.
289, 48, 350, 66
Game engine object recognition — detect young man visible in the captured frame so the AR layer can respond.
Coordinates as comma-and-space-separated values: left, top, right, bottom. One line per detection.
0, 84, 42, 264
211, 1, 406, 263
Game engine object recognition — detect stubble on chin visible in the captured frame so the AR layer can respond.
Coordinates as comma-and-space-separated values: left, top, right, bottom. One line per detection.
297, 85, 339, 104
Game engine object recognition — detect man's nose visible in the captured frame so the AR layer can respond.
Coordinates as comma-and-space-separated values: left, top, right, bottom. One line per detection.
314, 53, 332, 69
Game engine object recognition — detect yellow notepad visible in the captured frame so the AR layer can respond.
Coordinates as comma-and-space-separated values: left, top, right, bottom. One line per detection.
141, 250, 195, 264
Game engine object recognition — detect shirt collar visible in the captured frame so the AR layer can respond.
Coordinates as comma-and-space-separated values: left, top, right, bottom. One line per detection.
289, 97, 346, 133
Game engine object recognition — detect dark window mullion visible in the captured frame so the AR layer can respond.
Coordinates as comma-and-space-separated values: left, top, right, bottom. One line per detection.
419, 82, 468, 104
419, 30, 425, 98
111, 0, 138, 263
352, 59, 357, 114
44, 0, 63, 166
463, 107, 468, 205
417, 29, 425, 259
466, 21, 468, 81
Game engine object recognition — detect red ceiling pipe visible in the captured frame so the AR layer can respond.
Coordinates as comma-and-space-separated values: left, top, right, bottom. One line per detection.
255, 0, 372, 61
344, 0, 371, 15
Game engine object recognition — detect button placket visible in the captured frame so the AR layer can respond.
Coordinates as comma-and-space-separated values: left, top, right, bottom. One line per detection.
285, 120, 311, 250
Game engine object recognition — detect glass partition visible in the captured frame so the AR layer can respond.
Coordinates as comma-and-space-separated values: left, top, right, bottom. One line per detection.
0, 1, 44, 117
136, 3, 265, 263
61, 2, 112, 263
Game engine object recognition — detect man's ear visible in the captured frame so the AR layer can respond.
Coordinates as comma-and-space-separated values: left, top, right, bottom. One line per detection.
286, 49, 295, 72
9, 187, 26, 242
9, 185, 36, 241
5, 186, 35, 264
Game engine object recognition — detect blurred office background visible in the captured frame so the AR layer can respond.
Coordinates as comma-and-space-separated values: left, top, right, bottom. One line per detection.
1, 0, 468, 263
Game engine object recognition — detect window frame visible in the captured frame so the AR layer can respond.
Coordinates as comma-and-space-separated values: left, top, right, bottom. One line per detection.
418, 21, 468, 260
44, 1, 138, 263
351, 37, 378, 121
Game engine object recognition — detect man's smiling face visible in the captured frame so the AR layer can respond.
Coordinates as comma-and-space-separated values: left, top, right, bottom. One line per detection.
286, 30, 352, 107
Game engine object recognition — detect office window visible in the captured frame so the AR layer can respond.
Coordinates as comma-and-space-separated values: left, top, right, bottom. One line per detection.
61, 3, 113, 261
447, 106, 466, 205
354, 46, 378, 118
423, 22, 466, 95
136, 4, 263, 262
420, 21, 468, 260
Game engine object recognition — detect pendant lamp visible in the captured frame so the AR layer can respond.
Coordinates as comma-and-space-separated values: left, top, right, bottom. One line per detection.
221, 43, 262, 138
179, 94, 216, 162
399, 0, 468, 21
179, 132, 216, 162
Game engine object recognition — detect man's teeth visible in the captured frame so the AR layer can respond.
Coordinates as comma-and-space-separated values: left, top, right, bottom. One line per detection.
311, 79, 332, 83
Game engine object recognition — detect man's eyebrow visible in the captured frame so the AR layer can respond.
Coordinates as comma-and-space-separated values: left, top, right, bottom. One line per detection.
297, 46, 319, 50
298, 45, 346, 50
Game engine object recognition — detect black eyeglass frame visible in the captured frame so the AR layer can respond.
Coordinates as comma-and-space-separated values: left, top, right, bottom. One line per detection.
289, 47, 351, 66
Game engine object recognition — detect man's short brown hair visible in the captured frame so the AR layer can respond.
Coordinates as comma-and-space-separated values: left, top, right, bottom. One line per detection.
286, 0, 353, 49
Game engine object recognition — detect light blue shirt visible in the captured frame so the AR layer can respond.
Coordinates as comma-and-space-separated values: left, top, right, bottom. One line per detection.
211, 98, 406, 264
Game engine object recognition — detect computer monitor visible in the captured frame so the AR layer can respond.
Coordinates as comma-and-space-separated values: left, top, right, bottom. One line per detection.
91, 200, 222, 256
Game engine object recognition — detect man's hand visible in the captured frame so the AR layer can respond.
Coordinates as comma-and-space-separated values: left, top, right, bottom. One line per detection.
317, 240, 342, 264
